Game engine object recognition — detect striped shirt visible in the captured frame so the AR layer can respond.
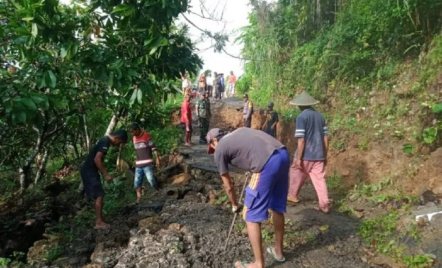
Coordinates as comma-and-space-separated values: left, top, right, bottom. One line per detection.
133, 132, 157, 167
294, 108, 329, 161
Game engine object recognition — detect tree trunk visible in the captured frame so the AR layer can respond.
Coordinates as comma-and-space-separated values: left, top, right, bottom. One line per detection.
19, 127, 43, 191
105, 113, 119, 135
34, 148, 49, 184
82, 113, 91, 150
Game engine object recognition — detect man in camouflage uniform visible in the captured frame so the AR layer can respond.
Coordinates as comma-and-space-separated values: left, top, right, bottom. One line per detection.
196, 91, 211, 144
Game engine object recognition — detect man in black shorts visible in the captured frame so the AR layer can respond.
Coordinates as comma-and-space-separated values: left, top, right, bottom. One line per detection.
80, 130, 128, 230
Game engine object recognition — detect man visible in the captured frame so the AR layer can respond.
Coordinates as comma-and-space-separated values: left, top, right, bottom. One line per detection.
207, 72, 213, 98
181, 73, 191, 94
228, 71, 236, 97
261, 102, 279, 138
243, 94, 253, 128
288, 91, 331, 213
220, 73, 225, 99
181, 94, 192, 146
195, 91, 211, 144
80, 130, 128, 230
198, 73, 207, 94
129, 123, 160, 204
207, 128, 289, 268
214, 72, 222, 100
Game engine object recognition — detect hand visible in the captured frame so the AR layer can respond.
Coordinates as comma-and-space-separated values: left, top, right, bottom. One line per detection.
232, 203, 243, 213
156, 159, 161, 167
295, 159, 303, 170
105, 174, 113, 183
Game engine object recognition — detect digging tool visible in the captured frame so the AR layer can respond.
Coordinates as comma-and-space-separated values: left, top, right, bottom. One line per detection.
224, 171, 251, 251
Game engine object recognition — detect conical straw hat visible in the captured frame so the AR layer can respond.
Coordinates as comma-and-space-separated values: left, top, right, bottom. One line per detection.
290, 91, 320, 106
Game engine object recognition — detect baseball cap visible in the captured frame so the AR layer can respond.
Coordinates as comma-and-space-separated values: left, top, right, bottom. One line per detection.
206, 128, 221, 154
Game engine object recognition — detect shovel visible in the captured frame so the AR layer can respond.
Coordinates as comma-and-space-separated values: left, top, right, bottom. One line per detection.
224, 171, 251, 251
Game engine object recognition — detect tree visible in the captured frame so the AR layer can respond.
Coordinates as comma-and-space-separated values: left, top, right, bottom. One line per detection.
0, 0, 202, 191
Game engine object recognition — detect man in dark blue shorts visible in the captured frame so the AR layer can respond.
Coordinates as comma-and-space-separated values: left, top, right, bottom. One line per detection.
80, 130, 127, 230
207, 127, 289, 268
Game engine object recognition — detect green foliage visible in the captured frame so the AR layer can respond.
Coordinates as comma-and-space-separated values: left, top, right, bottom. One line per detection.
42, 245, 63, 263
326, 171, 343, 190
0, 0, 201, 191
349, 178, 393, 200
402, 143, 414, 154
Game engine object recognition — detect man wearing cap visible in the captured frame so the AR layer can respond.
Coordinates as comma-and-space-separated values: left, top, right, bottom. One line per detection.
243, 94, 254, 128
80, 130, 128, 230
206, 127, 290, 268
261, 102, 279, 138
288, 92, 331, 213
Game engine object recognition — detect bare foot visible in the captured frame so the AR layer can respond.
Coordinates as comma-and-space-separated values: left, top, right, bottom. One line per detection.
94, 222, 111, 230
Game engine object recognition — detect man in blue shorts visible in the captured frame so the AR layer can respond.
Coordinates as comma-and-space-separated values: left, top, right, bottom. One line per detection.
80, 130, 128, 230
207, 127, 289, 268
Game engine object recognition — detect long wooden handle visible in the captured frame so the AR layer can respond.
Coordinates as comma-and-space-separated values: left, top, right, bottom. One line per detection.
224, 172, 251, 251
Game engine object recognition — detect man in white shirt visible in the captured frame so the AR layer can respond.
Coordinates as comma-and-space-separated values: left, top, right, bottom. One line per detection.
181, 73, 191, 93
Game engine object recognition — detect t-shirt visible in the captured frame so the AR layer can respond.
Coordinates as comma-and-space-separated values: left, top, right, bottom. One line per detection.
243, 100, 253, 119
294, 108, 329, 161
133, 131, 157, 167
182, 78, 190, 89
207, 78, 213, 86
214, 128, 285, 175
229, 75, 236, 84
181, 100, 192, 123
82, 136, 110, 172
197, 98, 210, 118
264, 110, 279, 136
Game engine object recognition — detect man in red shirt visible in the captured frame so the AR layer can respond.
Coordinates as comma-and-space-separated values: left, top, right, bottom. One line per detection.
129, 123, 160, 204
181, 94, 193, 146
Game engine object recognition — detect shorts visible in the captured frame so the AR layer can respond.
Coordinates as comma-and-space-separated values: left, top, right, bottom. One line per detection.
185, 122, 193, 132
243, 148, 290, 223
134, 166, 157, 189
80, 168, 104, 200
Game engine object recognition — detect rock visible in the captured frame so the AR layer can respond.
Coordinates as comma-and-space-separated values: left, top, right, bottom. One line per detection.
139, 217, 162, 233
421, 190, 438, 205
327, 245, 335, 251
417, 217, 427, 226
370, 255, 406, 268
354, 211, 364, 219
431, 213, 442, 228
180, 226, 191, 235
170, 173, 193, 186
169, 223, 181, 231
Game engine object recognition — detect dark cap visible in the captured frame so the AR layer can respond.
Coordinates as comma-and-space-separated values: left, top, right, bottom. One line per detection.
206, 128, 221, 154
243, 93, 248, 98
267, 102, 274, 107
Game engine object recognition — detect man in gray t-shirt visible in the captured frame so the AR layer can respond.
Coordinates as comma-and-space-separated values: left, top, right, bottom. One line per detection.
206, 127, 290, 267
288, 92, 331, 213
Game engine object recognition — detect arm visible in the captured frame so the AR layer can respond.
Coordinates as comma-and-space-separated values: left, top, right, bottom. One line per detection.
94, 152, 112, 182
154, 150, 160, 167
221, 173, 238, 207
195, 103, 199, 117
297, 138, 305, 161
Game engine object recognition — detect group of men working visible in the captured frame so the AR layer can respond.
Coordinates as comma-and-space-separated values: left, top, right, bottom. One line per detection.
181, 71, 237, 100
80, 90, 330, 268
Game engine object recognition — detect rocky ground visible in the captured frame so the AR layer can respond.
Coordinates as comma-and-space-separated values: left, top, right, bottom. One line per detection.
3, 97, 442, 268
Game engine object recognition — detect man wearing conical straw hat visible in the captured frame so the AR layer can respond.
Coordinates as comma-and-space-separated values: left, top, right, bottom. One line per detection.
288, 92, 332, 213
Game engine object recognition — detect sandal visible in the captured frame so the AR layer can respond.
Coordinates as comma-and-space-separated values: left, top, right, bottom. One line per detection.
267, 247, 286, 263
94, 223, 111, 230
287, 197, 299, 203
234, 261, 247, 268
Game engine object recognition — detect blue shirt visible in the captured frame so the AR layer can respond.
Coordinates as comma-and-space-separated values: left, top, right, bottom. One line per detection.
294, 108, 329, 161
